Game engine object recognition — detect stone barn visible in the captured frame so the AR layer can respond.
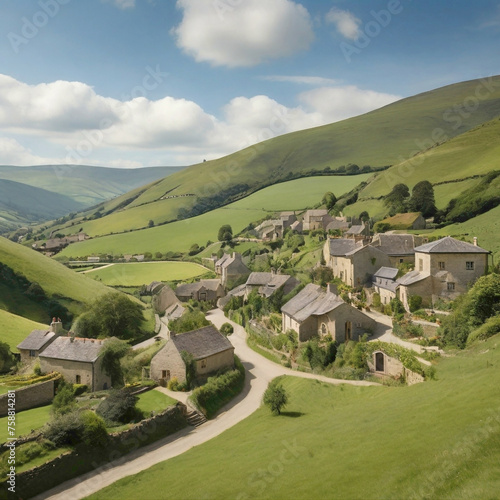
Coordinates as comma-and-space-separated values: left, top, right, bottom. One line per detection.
150, 325, 234, 385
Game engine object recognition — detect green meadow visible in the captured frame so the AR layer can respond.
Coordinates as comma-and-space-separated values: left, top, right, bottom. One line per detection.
88, 334, 500, 500
86, 262, 210, 286
0, 310, 48, 351
0, 404, 52, 443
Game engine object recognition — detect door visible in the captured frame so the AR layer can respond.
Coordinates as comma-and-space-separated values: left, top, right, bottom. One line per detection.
345, 321, 352, 341
375, 352, 385, 372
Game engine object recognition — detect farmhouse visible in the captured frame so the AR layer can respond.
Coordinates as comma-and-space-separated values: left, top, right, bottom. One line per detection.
245, 272, 300, 299
372, 267, 399, 305
253, 219, 283, 240
17, 320, 63, 365
39, 336, 111, 392
152, 284, 185, 319
370, 234, 423, 266
281, 283, 376, 342
215, 252, 250, 287
150, 325, 234, 385
345, 222, 371, 242
302, 209, 333, 231
279, 211, 297, 229
323, 238, 391, 287
398, 236, 490, 309
175, 279, 225, 305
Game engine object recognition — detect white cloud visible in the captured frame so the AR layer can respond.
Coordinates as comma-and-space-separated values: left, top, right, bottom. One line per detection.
172, 0, 314, 67
103, 0, 136, 9
299, 86, 401, 123
260, 75, 338, 85
0, 74, 401, 166
325, 8, 362, 40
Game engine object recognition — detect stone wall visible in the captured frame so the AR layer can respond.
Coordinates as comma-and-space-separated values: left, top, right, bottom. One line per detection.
12, 403, 187, 499
368, 351, 424, 386
0, 379, 56, 418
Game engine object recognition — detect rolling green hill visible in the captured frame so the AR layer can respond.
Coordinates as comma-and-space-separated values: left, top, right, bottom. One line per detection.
89, 334, 500, 500
0, 310, 48, 351
0, 164, 184, 207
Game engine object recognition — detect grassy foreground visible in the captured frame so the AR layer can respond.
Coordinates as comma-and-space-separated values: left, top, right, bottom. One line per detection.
88, 335, 500, 500
86, 262, 209, 286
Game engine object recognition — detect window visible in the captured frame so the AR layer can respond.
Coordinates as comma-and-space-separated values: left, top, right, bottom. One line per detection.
76, 375, 81, 384
161, 370, 167, 379
447, 282, 455, 291
438, 261, 445, 270
466, 261, 475, 270
201, 359, 207, 369
321, 323, 327, 335
399, 258, 404, 264
418, 259, 423, 272
29, 350, 36, 357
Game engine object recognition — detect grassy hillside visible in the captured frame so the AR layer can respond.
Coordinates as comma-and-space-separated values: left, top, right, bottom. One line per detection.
0, 179, 85, 231
57, 175, 369, 257
0, 165, 184, 207
0, 310, 48, 351
0, 236, 114, 308
89, 334, 500, 500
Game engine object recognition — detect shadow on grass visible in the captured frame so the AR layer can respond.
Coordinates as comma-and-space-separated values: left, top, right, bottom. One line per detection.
280, 411, 305, 418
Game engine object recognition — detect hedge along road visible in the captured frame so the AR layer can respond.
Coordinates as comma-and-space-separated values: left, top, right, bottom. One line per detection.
39, 309, 378, 500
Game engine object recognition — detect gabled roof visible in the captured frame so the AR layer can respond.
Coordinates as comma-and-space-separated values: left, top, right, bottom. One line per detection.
165, 302, 185, 320
415, 236, 490, 254
326, 220, 350, 231
176, 279, 222, 296
222, 254, 250, 274
40, 337, 105, 363
304, 209, 328, 221
215, 253, 231, 267
171, 325, 233, 360
397, 270, 431, 286
327, 238, 362, 257
17, 329, 55, 351
281, 283, 345, 323
346, 225, 366, 235
374, 267, 399, 280
246, 272, 297, 297
370, 234, 418, 256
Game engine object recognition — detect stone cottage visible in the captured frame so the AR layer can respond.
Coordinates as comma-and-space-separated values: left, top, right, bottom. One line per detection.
345, 222, 371, 242
302, 210, 333, 231
398, 236, 490, 309
323, 238, 391, 287
215, 252, 250, 287
152, 284, 185, 320
17, 320, 63, 365
370, 234, 423, 266
150, 325, 234, 385
175, 279, 225, 305
372, 267, 399, 305
39, 336, 111, 392
281, 283, 376, 342
245, 272, 300, 299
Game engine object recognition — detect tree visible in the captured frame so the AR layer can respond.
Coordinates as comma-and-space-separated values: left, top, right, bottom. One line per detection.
322, 192, 337, 210
384, 183, 410, 214
0, 342, 15, 374
218, 224, 233, 242
96, 389, 139, 423
263, 379, 289, 415
181, 351, 196, 389
52, 380, 76, 415
148, 219, 154, 228
466, 274, 500, 327
168, 310, 209, 333
100, 338, 131, 387
408, 180, 437, 217
359, 211, 370, 222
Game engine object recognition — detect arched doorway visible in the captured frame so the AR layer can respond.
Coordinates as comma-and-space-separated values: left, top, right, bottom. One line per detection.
375, 352, 385, 372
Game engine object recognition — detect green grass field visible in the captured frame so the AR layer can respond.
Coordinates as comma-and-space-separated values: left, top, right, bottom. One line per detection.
87, 334, 500, 500
86, 262, 210, 286
0, 310, 48, 351
136, 390, 177, 416
0, 404, 52, 443
0, 282, 49, 324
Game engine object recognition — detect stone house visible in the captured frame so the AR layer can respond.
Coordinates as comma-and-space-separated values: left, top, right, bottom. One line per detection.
281, 283, 376, 342
39, 336, 111, 391
290, 220, 303, 233
302, 210, 333, 231
253, 219, 283, 240
345, 222, 371, 243
17, 321, 63, 365
279, 211, 297, 229
370, 234, 423, 266
325, 218, 350, 233
372, 267, 399, 305
175, 279, 225, 305
245, 272, 300, 299
323, 238, 391, 287
152, 284, 185, 320
215, 252, 250, 287
150, 325, 234, 385
398, 236, 490, 309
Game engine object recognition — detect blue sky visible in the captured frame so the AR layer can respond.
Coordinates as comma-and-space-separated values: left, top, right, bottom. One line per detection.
0, 0, 499, 167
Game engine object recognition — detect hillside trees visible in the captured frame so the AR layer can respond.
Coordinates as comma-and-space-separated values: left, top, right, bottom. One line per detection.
384, 183, 410, 214
218, 224, 233, 242
409, 181, 437, 217
322, 192, 337, 210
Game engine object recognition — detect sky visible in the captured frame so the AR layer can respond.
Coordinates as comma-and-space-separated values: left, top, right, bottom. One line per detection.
0, 0, 499, 168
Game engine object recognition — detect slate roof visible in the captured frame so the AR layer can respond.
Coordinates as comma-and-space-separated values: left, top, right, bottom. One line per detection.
304, 209, 328, 219
171, 325, 233, 360
370, 234, 419, 256
326, 219, 350, 231
397, 270, 431, 286
215, 253, 231, 267
415, 236, 490, 254
281, 283, 345, 322
327, 238, 363, 257
374, 267, 399, 280
39, 337, 105, 363
346, 225, 366, 235
217, 284, 246, 309
17, 329, 55, 351
222, 254, 250, 274
165, 303, 185, 320
176, 279, 222, 297
290, 220, 303, 231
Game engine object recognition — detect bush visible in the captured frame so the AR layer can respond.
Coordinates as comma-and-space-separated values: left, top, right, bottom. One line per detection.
467, 316, 500, 345
44, 411, 85, 447
96, 389, 139, 424
80, 410, 108, 447
190, 357, 245, 418
73, 384, 88, 397
220, 323, 234, 336
52, 381, 76, 415
408, 295, 423, 312
263, 378, 289, 415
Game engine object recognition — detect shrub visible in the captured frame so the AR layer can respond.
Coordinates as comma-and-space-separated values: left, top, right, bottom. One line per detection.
73, 384, 88, 397
52, 380, 76, 415
80, 410, 108, 448
96, 389, 139, 424
220, 323, 234, 336
408, 295, 423, 312
467, 316, 500, 345
190, 357, 245, 418
263, 378, 288, 415
44, 411, 85, 447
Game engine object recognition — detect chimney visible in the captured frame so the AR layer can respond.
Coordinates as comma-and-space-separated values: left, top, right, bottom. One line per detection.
50, 320, 63, 336
473, 237, 478, 246
327, 283, 338, 295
